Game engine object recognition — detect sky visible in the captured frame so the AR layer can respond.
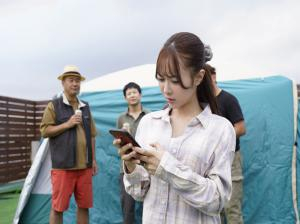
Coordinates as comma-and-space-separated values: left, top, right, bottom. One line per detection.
0, 0, 299, 100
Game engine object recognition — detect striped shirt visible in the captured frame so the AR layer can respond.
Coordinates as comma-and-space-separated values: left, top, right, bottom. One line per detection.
124, 105, 236, 224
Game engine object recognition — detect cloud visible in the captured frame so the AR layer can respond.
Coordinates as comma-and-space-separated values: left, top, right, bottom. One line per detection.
0, 0, 299, 100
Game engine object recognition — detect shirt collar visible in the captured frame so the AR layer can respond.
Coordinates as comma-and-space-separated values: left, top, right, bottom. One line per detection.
151, 104, 212, 128
126, 106, 147, 116
151, 106, 171, 121
62, 92, 86, 108
193, 104, 211, 129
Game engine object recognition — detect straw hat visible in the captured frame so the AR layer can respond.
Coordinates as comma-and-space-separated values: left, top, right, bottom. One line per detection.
57, 65, 86, 81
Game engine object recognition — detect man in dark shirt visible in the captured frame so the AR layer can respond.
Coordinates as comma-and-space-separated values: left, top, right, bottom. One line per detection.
116, 82, 149, 224
206, 64, 246, 224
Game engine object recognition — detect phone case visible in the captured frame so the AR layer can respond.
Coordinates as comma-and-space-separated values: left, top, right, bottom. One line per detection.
109, 129, 140, 147
109, 129, 145, 166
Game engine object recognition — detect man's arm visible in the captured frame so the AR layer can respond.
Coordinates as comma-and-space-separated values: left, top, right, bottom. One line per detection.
42, 115, 80, 138
92, 137, 98, 175
92, 137, 95, 159
40, 102, 81, 138
234, 120, 246, 137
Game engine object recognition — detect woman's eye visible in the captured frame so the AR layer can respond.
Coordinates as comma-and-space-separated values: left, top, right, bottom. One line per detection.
171, 78, 179, 83
156, 75, 165, 82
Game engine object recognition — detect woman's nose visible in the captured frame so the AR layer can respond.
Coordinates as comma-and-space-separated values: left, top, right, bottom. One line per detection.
163, 81, 172, 95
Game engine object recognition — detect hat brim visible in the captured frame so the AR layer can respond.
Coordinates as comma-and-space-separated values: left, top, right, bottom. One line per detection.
57, 72, 85, 81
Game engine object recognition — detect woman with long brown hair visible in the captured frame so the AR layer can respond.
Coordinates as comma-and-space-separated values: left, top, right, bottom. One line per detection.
114, 32, 235, 223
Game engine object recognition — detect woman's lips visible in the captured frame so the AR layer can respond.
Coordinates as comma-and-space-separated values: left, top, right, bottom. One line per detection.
166, 97, 175, 103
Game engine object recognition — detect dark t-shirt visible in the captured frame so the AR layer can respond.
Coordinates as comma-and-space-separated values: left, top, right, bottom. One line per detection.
217, 90, 244, 151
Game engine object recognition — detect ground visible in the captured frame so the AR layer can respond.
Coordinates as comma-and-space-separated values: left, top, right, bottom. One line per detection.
0, 191, 21, 224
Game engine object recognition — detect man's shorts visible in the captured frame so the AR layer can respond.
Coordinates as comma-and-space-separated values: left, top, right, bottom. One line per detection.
51, 168, 93, 212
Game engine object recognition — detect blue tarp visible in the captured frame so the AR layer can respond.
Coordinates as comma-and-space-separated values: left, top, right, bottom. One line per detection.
64, 75, 297, 223
220, 76, 295, 223
20, 76, 297, 224
297, 100, 300, 217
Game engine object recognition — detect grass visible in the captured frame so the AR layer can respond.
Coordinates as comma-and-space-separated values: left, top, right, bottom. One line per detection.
0, 190, 21, 224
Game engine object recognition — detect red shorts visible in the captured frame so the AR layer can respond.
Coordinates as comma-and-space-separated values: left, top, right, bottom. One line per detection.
51, 168, 93, 212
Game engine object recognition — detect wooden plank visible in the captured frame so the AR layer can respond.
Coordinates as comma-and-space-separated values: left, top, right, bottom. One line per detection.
0, 136, 36, 141
0, 141, 30, 146
3, 133, 35, 137
0, 103, 34, 111
0, 96, 35, 105
0, 166, 30, 173
35, 106, 47, 111
0, 116, 35, 123
0, 172, 28, 183
0, 168, 30, 176
0, 159, 30, 164
0, 161, 30, 169
0, 129, 33, 135
3, 110, 35, 117
0, 174, 29, 183
0, 166, 30, 174
0, 149, 30, 155
0, 154, 31, 162
0, 123, 35, 129
36, 100, 50, 104
0, 143, 30, 148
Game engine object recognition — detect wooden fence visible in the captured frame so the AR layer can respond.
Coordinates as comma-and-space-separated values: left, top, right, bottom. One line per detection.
0, 96, 48, 184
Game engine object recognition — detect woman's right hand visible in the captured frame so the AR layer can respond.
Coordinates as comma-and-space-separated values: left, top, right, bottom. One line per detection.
113, 139, 139, 173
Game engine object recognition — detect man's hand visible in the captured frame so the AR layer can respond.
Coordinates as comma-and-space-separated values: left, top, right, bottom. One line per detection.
92, 160, 98, 176
65, 114, 82, 128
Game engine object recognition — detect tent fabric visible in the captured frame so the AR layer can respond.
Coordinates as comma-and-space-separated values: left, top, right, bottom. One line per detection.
292, 82, 299, 224
16, 75, 298, 224
219, 76, 296, 223
297, 100, 300, 218
13, 139, 50, 224
80, 64, 269, 93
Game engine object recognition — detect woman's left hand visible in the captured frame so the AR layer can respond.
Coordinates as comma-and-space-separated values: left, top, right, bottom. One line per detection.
133, 143, 165, 175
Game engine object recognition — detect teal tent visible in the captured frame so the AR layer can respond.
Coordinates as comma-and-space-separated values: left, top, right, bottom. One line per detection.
14, 64, 299, 224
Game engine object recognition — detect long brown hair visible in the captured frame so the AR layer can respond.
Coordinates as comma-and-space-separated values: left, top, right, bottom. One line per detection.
155, 32, 218, 114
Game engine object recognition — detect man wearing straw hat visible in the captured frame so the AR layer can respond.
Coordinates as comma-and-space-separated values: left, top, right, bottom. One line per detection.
40, 65, 98, 224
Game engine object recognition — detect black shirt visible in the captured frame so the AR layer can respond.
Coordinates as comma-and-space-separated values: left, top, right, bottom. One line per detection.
217, 90, 244, 151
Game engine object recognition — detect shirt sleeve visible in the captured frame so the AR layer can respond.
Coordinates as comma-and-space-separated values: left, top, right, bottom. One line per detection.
123, 116, 151, 201
90, 115, 97, 137
155, 122, 236, 215
225, 94, 244, 124
40, 102, 56, 138
123, 163, 151, 201
116, 115, 122, 129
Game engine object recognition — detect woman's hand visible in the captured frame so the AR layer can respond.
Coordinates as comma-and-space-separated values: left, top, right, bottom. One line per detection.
113, 139, 140, 173
133, 143, 165, 175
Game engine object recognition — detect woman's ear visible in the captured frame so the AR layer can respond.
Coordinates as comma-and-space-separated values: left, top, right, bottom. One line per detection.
194, 69, 205, 86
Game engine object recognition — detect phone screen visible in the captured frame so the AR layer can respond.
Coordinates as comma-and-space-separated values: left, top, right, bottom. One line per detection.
109, 129, 145, 166
109, 129, 140, 147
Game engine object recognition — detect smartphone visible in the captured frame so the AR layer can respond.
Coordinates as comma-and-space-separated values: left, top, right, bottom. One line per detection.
109, 129, 140, 148
109, 129, 145, 166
